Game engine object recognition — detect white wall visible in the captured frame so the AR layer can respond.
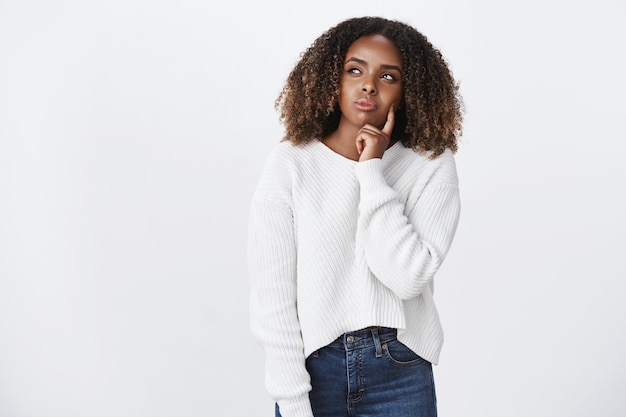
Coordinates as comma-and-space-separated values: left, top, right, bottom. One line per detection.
1, 0, 624, 416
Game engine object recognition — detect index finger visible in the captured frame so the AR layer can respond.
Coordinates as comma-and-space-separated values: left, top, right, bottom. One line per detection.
381, 104, 395, 136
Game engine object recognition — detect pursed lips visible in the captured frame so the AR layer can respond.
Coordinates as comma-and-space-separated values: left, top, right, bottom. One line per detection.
354, 98, 378, 111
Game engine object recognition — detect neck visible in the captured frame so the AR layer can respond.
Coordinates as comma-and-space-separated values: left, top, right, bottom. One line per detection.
322, 122, 397, 161
322, 133, 359, 161
322, 119, 363, 161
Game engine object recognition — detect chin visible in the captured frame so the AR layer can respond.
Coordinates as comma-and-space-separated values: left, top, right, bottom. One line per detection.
359, 116, 384, 128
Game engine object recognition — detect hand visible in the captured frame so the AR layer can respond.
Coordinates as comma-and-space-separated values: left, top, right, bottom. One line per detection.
356, 105, 395, 162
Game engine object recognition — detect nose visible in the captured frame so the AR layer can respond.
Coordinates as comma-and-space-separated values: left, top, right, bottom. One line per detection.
362, 77, 376, 94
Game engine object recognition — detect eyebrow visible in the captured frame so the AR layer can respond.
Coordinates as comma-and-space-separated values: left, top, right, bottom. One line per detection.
345, 57, 402, 72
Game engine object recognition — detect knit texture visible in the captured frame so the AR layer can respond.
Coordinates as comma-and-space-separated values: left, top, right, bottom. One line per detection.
248, 140, 460, 417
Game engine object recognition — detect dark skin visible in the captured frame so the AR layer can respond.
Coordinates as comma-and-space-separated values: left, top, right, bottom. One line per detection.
323, 34, 403, 162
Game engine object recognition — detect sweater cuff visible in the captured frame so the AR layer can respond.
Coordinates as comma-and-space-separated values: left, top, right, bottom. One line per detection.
354, 158, 391, 201
278, 395, 314, 417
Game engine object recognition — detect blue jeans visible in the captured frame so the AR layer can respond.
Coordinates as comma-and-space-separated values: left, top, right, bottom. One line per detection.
276, 327, 437, 417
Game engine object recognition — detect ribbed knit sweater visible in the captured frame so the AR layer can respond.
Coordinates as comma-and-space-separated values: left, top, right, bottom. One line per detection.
248, 139, 461, 417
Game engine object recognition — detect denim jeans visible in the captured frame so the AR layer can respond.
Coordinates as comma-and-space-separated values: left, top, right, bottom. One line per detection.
276, 327, 437, 417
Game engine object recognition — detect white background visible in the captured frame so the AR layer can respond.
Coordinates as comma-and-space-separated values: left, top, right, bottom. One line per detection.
1, 0, 625, 416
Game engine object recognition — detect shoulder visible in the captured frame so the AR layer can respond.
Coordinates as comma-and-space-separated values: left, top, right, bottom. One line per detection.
258, 141, 302, 178
426, 149, 458, 184
261, 140, 319, 169
253, 141, 314, 206
262, 140, 298, 167
259, 140, 330, 182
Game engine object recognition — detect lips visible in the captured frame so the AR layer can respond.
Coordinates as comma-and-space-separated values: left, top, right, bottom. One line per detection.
354, 98, 378, 111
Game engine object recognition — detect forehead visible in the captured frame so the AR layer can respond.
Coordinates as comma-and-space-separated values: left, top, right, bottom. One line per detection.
345, 34, 402, 67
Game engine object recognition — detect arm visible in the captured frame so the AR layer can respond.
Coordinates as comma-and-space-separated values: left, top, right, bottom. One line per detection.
248, 195, 314, 417
355, 157, 460, 300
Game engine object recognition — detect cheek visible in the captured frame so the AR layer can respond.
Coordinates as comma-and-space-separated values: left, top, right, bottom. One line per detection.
339, 78, 356, 95
395, 89, 404, 108
338, 86, 354, 107
385, 93, 402, 110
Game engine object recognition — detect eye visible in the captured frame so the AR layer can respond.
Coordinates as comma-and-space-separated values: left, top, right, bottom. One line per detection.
346, 67, 362, 74
381, 73, 398, 81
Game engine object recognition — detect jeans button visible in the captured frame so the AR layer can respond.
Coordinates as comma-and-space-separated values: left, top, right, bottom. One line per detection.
346, 336, 354, 343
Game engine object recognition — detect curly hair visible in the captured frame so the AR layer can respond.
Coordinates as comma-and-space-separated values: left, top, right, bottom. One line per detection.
275, 16, 463, 158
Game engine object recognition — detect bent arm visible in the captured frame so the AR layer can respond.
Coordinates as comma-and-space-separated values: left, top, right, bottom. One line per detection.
355, 157, 461, 300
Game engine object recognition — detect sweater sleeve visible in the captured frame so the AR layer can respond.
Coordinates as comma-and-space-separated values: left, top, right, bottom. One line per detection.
354, 155, 461, 300
248, 193, 314, 417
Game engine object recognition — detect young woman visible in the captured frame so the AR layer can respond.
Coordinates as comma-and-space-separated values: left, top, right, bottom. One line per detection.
248, 16, 464, 417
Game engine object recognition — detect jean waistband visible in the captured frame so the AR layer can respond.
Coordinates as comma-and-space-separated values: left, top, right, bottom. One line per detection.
327, 327, 397, 351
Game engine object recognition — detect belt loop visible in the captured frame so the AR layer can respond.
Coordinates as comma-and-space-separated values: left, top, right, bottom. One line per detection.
371, 327, 382, 358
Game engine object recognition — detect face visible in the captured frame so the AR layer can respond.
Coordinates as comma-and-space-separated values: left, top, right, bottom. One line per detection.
338, 34, 403, 130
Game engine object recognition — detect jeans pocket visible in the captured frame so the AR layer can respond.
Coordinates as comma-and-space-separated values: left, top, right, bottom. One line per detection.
382, 340, 429, 368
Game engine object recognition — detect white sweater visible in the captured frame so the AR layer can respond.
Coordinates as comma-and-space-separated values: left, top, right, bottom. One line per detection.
248, 139, 461, 417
